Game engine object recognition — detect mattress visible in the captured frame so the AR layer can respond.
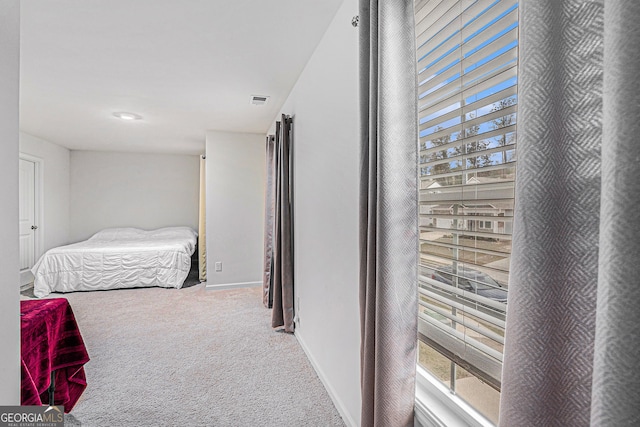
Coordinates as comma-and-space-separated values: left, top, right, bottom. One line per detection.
32, 227, 198, 298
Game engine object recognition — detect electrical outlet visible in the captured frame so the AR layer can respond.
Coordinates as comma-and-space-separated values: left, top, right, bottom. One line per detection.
215, 262, 222, 272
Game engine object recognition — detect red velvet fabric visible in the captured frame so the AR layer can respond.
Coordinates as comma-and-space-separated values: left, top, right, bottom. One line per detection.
21, 298, 90, 413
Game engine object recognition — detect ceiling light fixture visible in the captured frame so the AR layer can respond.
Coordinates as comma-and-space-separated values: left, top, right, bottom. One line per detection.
250, 95, 270, 106
113, 112, 142, 121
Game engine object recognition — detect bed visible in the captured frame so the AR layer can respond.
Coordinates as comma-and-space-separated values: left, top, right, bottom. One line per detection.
32, 226, 198, 298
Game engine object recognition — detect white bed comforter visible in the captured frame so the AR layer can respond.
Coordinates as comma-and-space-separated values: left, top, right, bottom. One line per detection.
32, 227, 198, 298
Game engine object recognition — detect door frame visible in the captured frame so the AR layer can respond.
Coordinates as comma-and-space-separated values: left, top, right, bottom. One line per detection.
19, 153, 43, 286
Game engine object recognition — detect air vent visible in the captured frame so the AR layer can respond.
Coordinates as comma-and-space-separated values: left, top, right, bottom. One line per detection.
250, 95, 270, 106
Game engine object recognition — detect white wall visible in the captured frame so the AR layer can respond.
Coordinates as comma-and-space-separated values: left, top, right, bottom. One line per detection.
70, 151, 200, 242
271, 0, 361, 424
20, 132, 70, 253
0, 0, 21, 404
205, 131, 265, 288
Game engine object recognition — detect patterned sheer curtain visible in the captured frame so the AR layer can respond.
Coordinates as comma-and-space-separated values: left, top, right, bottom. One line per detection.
500, 1, 640, 425
358, 0, 418, 425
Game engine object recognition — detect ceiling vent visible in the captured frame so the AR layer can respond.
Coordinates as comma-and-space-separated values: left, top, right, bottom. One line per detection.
250, 95, 270, 106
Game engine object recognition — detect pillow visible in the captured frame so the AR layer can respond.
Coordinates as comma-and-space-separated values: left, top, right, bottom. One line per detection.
89, 228, 146, 241
149, 227, 196, 238
146, 227, 198, 252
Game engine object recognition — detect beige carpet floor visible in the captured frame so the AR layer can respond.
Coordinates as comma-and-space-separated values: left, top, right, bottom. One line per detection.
28, 284, 344, 427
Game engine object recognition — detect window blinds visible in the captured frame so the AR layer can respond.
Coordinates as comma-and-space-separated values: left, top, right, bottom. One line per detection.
415, 0, 518, 390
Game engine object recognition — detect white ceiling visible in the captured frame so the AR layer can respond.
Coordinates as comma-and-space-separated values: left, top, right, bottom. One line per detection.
20, 0, 344, 155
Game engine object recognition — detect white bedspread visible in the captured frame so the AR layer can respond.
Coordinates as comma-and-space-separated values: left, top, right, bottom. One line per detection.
32, 227, 198, 298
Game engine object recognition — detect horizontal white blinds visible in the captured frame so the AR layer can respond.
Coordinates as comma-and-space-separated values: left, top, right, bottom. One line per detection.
415, 0, 518, 390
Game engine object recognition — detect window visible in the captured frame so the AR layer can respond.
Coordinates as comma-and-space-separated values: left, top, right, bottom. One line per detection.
414, 0, 518, 424
479, 220, 492, 229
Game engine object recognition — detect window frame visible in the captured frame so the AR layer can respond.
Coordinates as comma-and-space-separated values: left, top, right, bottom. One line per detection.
415, 366, 495, 427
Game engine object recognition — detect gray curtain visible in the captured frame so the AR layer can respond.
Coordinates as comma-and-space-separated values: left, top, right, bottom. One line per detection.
198, 155, 207, 282
500, 1, 640, 425
358, 1, 418, 426
263, 134, 276, 308
270, 116, 294, 332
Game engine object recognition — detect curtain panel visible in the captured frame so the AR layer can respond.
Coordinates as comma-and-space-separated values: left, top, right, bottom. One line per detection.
198, 155, 207, 282
358, 1, 418, 425
500, 1, 640, 425
263, 134, 276, 308
267, 116, 294, 332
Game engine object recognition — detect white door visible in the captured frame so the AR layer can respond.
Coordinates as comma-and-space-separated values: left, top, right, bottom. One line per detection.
19, 158, 37, 286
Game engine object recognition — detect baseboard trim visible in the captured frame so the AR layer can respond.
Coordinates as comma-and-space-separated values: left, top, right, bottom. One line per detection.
205, 281, 261, 291
295, 331, 357, 427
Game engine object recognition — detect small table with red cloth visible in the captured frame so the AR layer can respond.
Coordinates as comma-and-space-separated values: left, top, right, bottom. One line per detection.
21, 298, 90, 413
